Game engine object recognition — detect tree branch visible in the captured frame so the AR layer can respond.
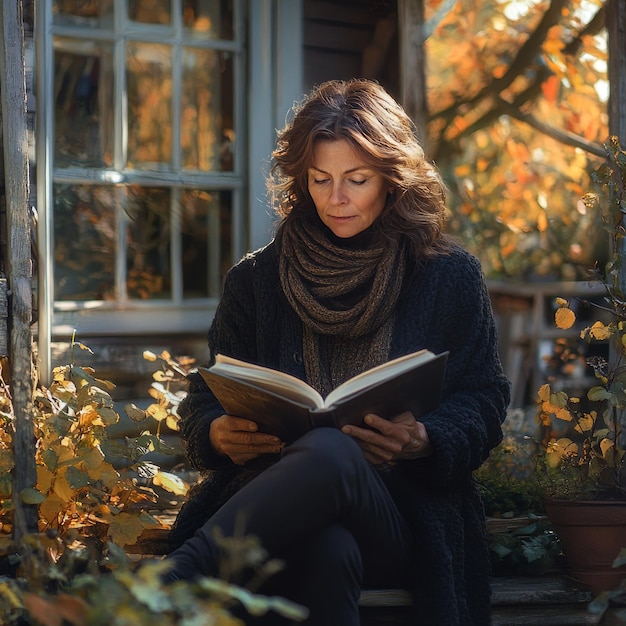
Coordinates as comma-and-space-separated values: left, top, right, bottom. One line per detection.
498, 99, 606, 158
563, 3, 607, 56
431, 0, 568, 125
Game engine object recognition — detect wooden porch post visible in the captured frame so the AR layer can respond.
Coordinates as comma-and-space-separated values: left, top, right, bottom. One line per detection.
397, 0, 429, 151
607, 0, 626, 143
0, 0, 38, 539
607, 0, 626, 474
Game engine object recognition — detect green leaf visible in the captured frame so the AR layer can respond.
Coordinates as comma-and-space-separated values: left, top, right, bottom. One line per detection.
20, 488, 46, 504
66, 466, 90, 489
197, 577, 309, 620
74, 341, 94, 355
492, 544, 513, 558
125, 403, 147, 423
588, 386, 613, 402
42, 448, 59, 472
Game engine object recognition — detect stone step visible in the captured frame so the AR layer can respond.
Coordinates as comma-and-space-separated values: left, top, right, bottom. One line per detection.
492, 605, 598, 626
359, 576, 596, 626
491, 575, 593, 606
131, 527, 599, 624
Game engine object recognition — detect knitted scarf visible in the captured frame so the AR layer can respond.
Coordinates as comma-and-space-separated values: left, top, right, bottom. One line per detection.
279, 216, 406, 397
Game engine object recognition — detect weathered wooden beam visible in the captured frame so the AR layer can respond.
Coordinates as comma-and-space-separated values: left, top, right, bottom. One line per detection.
606, 0, 626, 489
0, 0, 38, 539
397, 0, 428, 151
0, 278, 8, 357
607, 0, 626, 143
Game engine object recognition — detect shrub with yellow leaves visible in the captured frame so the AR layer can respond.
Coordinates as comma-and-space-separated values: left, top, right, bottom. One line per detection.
0, 343, 192, 553
535, 138, 626, 500
0, 345, 307, 626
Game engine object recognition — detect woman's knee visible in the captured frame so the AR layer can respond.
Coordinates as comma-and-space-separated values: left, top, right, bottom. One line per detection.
284, 427, 365, 475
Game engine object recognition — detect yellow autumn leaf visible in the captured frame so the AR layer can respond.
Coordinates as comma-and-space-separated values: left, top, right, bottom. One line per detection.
588, 321, 612, 341
143, 350, 157, 362
87, 461, 120, 489
554, 297, 569, 307
553, 406, 573, 422
56, 441, 78, 466
37, 465, 54, 494
574, 413, 595, 434
78, 405, 103, 428
53, 469, 75, 504
166, 414, 179, 431
556, 437, 578, 457
537, 383, 551, 402
0, 451, 14, 474
555, 307, 576, 330
153, 471, 188, 496
39, 493, 65, 524
146, 403, 168, 422
600, 438, 615, 459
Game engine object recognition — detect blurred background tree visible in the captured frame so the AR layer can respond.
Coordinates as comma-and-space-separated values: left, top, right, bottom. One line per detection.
423, 0, 608, 281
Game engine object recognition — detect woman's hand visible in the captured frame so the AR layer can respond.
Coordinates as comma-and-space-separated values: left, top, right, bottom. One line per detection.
209, 414, 284, 465
341, 411, 431, 465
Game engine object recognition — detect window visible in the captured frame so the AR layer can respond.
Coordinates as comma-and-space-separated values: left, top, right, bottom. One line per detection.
39, 0, 245, 335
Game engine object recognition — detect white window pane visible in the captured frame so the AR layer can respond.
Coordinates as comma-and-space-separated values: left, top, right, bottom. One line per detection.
54, 184, 117, 301
126, 186, 172, 300
182, 48, 234, 172
181, 189, 233, 298
52, 0, 114, 28
128, 0, 171, 25
126, 42, 172, 168
183, 0, 234, 40
54, 39, 115, 167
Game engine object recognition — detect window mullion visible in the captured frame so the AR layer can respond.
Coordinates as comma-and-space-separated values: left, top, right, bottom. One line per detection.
116, 187, 128, 304
116, 3, 127, 302
171, 44, 182, 172
171, 187, 182, 304
208, 193, 221, 298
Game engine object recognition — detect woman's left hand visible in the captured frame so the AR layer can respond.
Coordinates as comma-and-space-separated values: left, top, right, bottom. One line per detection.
341, 411, 431, 465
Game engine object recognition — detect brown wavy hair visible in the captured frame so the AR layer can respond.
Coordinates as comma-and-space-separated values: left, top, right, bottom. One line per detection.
269, 78, 450, 258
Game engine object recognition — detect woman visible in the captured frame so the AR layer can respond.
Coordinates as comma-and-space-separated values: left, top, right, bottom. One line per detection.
167, 79, 510, 625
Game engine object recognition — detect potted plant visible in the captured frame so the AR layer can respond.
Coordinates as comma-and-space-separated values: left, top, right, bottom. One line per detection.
536, 136, 626, 595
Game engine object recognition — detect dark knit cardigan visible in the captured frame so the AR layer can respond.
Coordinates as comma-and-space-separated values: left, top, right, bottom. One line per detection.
172, 240, 510, 625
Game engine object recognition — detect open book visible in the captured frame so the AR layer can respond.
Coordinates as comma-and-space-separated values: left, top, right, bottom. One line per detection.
198, 349, 448, 443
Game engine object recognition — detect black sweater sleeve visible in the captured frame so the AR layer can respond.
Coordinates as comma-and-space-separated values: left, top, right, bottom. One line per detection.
177, 256, 260, 471
401, 251, 510, 487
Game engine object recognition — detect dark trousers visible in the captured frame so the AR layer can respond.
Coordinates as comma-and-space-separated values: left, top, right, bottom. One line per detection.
167, 428, 413, 626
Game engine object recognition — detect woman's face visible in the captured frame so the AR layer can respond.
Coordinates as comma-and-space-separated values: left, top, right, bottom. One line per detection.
307, 139, 390, 238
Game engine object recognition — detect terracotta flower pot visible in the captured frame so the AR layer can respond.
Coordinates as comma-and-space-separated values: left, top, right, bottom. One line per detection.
545, 498, 626, 596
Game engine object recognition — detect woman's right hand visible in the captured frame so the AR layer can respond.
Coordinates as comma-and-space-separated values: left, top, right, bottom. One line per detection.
209, 414, 284, 465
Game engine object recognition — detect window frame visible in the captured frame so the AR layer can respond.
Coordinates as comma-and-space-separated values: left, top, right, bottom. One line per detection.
35, 0, 303, 383
36, 0, 247, 338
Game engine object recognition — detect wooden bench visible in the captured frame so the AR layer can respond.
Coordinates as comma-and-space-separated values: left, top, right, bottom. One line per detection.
129, 526, 597, 625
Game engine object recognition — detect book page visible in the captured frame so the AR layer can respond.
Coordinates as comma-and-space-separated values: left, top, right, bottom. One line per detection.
212, 354, 325, 408
325, 349, 433, 407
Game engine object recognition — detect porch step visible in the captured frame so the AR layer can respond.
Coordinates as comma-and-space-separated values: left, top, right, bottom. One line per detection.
491, 575, 596, 625
358, 576, 596, 626
131, 527, 598, 625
